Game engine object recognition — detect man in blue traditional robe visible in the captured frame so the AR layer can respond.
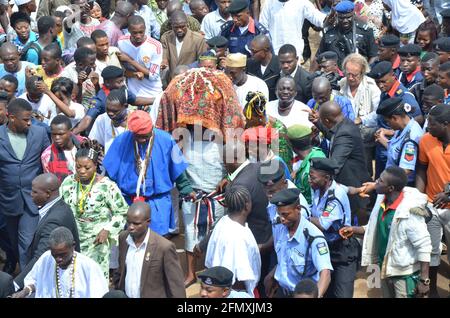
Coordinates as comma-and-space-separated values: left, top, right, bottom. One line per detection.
103, 110, 195, 236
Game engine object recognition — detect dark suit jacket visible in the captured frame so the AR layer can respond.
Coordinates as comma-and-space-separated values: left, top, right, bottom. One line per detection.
14, 198, 80, 288
0, 271, 14, 298
0, 125, 50, 216
292, 66, 313, 104
117, 229, 186, 298
318, 118, 371, 187
247, 55, 281, 101
230, 163, 270, 245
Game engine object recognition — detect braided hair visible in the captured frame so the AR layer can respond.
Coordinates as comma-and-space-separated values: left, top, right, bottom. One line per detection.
224, 185, 251, 215
75, 140, 104, 165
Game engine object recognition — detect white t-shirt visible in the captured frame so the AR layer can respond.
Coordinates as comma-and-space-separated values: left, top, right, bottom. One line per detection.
117, 35, 163, 98
88, 113, 127, 154
63, 101, 86, 127
205, 215, 261, 297
234, 75, 269, 109
18, 93, 57, 125
266, 100, 313, 128
95, 47, 122, 76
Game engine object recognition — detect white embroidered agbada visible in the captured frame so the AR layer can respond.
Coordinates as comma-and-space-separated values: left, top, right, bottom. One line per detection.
205, 215, 261, 296
24, 251, 109, 298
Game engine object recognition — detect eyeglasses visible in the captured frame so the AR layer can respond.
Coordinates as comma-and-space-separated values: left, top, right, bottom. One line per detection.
344, 71, 362, 79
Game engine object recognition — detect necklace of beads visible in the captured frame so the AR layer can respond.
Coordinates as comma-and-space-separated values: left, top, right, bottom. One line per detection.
76, 172, 96, 215
55, 253, 77, 298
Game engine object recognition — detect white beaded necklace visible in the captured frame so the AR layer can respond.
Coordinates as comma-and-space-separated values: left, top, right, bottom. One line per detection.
55, 253, 77, 298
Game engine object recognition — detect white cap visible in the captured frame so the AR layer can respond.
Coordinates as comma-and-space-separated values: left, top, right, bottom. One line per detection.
14, 0, 32, 6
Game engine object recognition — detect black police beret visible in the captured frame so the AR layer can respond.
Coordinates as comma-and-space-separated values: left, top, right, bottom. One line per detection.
198, 266, 233, 287
227, 0, 249, 14
317, 51, 339, 63
310, 157, 339, 175
376, 96, 404, 116
379, 34, 400, 48
433, 37, 450, 52
206, 36, 229, 48
367, 61, 393, 79
257, 160, 285, 185
101, 66, 124, 80
269, 188, 301, 207
441, 8, 450, 18
398, 44, 422, 57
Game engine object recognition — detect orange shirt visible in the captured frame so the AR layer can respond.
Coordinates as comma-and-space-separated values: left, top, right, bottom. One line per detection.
418, 133, 450, 207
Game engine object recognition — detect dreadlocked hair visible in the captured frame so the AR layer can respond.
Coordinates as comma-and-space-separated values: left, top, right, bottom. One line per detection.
224, 185, 251, 215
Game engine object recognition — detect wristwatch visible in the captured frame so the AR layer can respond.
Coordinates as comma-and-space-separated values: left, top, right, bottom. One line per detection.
419, 278, 430, 285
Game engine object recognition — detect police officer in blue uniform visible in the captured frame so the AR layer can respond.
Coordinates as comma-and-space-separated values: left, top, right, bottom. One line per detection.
371, 34, 401, 78
198, 266, 252, 298
398, 44, 424, 91
220, 0, 269, 57
308, 157, 359, 298
265, 188, 333, 298
376, 97, 423, 186
257, 160, 310, 228
316, 1, 378, 68
366, 61, 423, 178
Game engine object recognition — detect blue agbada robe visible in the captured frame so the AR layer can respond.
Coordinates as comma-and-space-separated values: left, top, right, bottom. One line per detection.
103, 130, 188, 236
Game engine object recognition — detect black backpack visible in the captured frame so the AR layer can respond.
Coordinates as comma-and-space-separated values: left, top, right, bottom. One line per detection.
20, 42, 42, 64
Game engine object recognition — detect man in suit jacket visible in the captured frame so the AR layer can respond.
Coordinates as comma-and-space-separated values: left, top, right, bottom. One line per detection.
0, 99, 50, 270
161, 10, 208, 81
116, 202, 186, 298
278, 44, 313, 104
312, 101, 371, 224
14, 173, 80, 289
247, 35, 280, 101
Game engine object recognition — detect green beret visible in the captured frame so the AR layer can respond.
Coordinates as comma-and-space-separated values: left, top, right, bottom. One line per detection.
287, 125, 312, 140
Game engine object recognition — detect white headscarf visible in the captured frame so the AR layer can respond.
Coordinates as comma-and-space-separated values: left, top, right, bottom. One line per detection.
383, 0, 425, 34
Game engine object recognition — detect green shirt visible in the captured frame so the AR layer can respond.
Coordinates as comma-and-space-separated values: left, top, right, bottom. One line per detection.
294, 147, 326, 204
376, 192, 404, 266
7, 128, 27, 161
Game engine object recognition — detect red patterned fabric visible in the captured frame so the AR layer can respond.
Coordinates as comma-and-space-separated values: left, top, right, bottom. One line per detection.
156, 68, 245, 140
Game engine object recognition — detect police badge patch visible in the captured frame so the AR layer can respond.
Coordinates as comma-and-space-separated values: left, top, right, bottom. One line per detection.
317, 242, 329, 255
322, 202, 336, 217
404, 143, 415, 162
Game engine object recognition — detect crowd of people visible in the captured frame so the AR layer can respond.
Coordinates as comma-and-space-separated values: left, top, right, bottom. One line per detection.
0, 0, 448, 299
